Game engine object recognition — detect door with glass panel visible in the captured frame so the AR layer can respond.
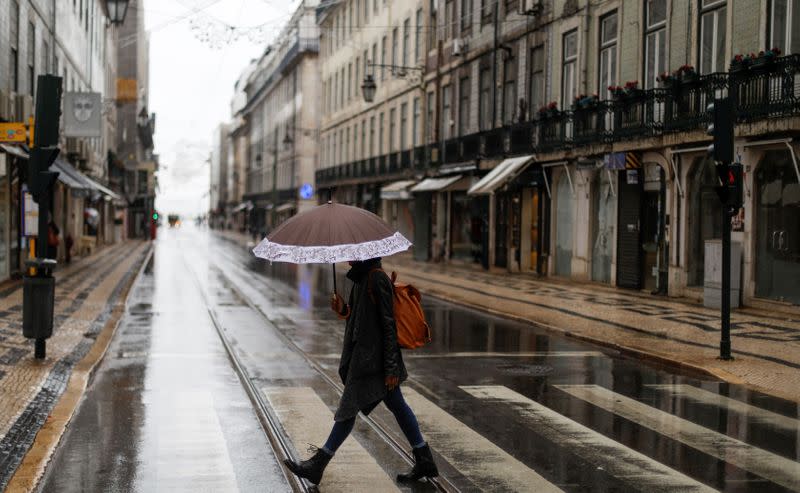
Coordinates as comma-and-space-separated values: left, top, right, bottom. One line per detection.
755, 151, 800, 304
592, 171, 616, 283
555, 175, 573, 277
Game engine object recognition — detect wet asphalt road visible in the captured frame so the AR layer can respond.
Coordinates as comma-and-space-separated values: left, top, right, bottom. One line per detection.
38, 226, 800, 492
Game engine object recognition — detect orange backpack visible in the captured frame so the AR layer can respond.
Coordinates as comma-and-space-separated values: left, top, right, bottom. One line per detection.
368, 269, 432, 349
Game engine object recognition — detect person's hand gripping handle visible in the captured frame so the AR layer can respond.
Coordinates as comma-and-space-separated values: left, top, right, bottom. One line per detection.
331, 293, 349, 319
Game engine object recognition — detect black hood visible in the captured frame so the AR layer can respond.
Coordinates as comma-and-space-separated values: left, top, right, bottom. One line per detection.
346, 258, 382, 282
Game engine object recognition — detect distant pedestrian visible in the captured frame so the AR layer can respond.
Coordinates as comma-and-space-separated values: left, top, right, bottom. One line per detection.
284, 257, 438, 486
65, 234, 73, 264
47, 221, 60, 260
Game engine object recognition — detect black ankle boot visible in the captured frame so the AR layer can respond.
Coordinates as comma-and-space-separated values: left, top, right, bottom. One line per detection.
284, 447, 333, 485
397, 444, 439, 482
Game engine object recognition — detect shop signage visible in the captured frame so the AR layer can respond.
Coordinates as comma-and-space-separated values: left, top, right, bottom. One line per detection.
64, 92, 102, 138
117, 79, 137, 103
299, 183, 314, 200
604, 152, 642, 170
0, 123, 27, 143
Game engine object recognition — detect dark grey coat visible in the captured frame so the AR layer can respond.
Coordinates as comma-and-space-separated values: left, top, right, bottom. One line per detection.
334, 259, 407, 421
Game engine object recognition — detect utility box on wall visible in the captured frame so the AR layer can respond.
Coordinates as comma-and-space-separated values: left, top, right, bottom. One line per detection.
704, 240, 742, 309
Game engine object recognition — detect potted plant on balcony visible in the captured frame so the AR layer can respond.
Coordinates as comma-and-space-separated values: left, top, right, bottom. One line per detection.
657, 71, 678, 89
609, 82, 644, 106
730, 54, 751, 74
624, 81, 644, 100
573, 94, 599, 111
538, 101, 560, 120
750, 48, 781, 73
676, 65, 698, 85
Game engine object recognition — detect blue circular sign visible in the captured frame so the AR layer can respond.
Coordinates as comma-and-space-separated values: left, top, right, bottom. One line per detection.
299, 183, 314, 200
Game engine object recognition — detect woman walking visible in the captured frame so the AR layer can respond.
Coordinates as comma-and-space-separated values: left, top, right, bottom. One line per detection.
284, 257, 438, 486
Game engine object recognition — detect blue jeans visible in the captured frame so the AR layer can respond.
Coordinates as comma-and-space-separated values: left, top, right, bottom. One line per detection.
323, 386, 425, 454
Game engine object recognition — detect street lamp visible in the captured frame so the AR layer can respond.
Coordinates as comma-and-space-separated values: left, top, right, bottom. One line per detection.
105, 0, 130, 25
360, 63, 423, 103
361, 75, 377, 103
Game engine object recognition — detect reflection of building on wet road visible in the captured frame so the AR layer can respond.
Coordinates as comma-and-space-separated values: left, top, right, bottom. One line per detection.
21, 228, 800, 492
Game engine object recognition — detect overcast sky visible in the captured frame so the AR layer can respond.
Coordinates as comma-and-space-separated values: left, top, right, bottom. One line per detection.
147, 0, 299, 217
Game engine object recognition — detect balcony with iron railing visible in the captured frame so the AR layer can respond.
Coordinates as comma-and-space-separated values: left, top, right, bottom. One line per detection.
314, 55, 800, 187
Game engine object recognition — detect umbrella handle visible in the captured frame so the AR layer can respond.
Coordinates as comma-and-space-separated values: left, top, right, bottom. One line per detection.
332, 263, 337, 295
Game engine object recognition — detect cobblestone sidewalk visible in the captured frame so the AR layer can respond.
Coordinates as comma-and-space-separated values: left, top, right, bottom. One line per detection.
0, 240, 152, 489
217, 229, 800, 403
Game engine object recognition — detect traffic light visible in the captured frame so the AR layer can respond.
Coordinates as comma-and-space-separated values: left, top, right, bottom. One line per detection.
32, 75, 63, 148
152, 212, 159, 221
706, 97, 734, 164
727, 163, 744, 208
27, 147, 60, 204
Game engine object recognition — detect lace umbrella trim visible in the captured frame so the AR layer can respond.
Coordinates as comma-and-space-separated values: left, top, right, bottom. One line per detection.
252, 231, 412, 264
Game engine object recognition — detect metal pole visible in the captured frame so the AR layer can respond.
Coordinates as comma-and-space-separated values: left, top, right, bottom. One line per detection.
720, 204, 732, 360
492, 0, 499, 128
271, 132, 278, 230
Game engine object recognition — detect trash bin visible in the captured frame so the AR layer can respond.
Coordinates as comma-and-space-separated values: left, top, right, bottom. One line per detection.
23, 274, 55, 340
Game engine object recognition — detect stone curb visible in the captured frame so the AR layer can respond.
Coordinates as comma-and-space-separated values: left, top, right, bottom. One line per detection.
5, 244, 154, 492
385, 269, 800, 405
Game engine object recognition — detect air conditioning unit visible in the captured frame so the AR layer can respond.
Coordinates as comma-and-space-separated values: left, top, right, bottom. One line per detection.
453, 38, 468, 56
0, 90, 11, 120
14, 94, 33, 121
519, 0, 543, 15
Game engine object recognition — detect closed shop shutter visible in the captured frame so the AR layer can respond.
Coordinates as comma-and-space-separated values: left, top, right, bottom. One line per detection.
616, 169, 643, 289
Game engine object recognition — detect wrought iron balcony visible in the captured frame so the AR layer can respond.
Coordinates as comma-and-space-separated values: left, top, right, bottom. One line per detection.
314, 55, 800, 187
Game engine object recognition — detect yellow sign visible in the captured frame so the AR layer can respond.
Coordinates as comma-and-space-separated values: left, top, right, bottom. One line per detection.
625, 152, 642, 169
0, 123, 27, 143
117, 78, 137, 103
28, 117, 34, 146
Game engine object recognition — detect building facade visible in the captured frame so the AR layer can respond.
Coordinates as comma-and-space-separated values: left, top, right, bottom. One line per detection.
238, 0, 321, 236
115, 0, 156, 239
316, 0, 800, 310
227, 61, 256, 233
209, 122, 231, 229
317, 0, 430, 253
0, 0, 133, 281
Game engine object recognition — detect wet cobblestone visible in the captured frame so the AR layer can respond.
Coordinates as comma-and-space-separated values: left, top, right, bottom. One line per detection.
0, 242, 150, 490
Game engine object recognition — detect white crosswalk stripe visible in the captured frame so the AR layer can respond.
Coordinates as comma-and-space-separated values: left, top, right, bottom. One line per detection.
462, 385, 718, 493
556, 385, 800, 491
262, 387, 400, 492
402, 387, 564, 492
646, 384, 800, 433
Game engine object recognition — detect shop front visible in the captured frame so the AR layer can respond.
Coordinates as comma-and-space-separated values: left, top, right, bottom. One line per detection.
468, 155, 536, 270
754, 150, 800, 305
380, 180, 416, 244
513, 166, 550, 275
610, 152, 667, 291
0, 144, 27, 279
591, 168, 617, 284
0, 151, 11, 280
410, 175, 477, 264
686, 156, 723, 287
